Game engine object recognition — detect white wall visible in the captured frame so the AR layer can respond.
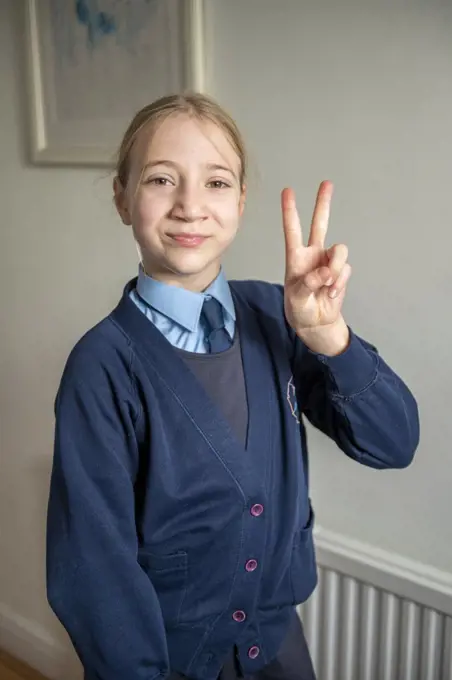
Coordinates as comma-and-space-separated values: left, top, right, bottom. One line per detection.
1, 0, 451, 675
207, 0, 452, 571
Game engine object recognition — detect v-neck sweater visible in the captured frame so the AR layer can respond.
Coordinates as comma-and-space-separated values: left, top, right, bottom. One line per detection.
47, 278, 419, 680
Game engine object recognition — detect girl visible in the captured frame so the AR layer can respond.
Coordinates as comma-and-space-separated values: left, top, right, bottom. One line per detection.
47, 92, 419, 680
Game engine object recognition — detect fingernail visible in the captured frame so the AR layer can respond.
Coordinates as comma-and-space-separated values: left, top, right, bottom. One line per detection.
326, 277, 334, 286
329, 288, 338, 298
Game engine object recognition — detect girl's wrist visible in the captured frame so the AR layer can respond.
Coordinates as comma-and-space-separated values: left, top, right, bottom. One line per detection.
296, 316, 350, 356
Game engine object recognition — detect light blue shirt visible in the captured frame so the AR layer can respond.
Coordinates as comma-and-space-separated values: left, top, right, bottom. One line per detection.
129, 266, 236, 354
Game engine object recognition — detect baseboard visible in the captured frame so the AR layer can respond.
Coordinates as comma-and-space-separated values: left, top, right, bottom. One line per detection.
1, 528, 451, 678
0, 602, 81, 680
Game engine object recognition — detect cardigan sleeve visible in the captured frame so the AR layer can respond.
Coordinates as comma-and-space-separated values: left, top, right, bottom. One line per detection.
294, 328, 420, 469
47, 343, 168, 680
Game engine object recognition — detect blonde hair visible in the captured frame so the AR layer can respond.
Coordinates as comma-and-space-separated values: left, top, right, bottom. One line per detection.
115, 92, 247, 189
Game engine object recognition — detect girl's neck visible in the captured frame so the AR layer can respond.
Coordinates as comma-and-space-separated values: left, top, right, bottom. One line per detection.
141, 261, 221, 293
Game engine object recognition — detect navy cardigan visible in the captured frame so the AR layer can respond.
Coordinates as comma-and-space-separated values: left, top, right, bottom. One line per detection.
46, 279, 419, 680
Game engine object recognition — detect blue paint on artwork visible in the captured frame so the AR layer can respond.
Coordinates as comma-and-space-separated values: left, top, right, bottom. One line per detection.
75, 0, 90, 25
49, 0, 160, 65
75, 0, 117, 47
97, 11, 116, 35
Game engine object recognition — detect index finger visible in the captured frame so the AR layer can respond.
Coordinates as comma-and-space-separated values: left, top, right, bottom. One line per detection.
281, 187, 304, 269
308, 180, 334, 247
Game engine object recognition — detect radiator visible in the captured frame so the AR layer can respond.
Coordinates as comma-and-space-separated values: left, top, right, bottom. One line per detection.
298, 532, 452, 680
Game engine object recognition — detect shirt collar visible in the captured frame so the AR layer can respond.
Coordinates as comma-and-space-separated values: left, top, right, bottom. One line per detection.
135, 265, 236, 333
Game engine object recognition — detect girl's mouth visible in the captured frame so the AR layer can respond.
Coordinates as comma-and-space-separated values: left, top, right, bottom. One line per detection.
169, 234, 208, 247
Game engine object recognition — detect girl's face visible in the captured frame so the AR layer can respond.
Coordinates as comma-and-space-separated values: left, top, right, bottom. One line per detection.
114, 113, 246, 291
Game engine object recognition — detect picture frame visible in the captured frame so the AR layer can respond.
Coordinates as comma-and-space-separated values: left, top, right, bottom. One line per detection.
25, 0, 205, 167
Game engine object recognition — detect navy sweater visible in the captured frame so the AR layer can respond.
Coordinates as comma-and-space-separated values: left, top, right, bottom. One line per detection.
47, 279, 419, 680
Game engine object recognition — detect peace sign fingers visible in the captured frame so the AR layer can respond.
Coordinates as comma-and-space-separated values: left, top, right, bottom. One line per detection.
308, 180, 333, 248
281, 187, 304, 278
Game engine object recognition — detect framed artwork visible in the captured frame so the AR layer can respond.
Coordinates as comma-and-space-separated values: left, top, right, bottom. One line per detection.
25, 0, 205, 167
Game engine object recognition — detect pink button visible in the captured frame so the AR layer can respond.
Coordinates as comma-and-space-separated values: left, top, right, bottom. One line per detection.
248, 646, 260, 659
232, 610, 246, 623
251, 504, 264, 517
245, 559, 258, 572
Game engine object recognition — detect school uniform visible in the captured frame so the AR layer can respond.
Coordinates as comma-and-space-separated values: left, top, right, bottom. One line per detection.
46, 268, 419, 680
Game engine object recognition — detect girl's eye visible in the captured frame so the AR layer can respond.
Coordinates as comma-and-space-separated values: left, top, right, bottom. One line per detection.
145, 177, 172, 186
207, 180, 230, 189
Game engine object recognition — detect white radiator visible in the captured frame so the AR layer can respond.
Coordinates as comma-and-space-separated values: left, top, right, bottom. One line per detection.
298, 530, 452, 680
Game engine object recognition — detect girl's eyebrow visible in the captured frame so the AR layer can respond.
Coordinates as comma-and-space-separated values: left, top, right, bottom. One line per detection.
205, 163, 236, 178
142, 159, 179, 172
141, 160, 238, 180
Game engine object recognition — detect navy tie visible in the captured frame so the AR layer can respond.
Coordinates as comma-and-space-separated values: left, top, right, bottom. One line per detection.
201, 297, 232, 353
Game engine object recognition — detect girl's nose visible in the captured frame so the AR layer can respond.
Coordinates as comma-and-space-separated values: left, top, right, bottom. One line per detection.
171, 185, 206, 222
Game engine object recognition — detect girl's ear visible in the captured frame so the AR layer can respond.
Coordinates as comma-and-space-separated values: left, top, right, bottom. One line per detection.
113, 176, 132, 226
239, 184, 247, 217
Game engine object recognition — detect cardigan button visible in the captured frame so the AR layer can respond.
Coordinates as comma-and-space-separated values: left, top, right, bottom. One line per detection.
245, 559, 258, 572
232, 610, 246, 623
248, 646, 260, 659
251, 503, 264, 517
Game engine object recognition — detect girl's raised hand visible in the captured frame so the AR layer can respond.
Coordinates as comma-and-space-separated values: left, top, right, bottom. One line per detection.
282, 181, 351, 354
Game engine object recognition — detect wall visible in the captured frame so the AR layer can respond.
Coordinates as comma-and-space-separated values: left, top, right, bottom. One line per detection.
207, 0, 452, 570
0, 0, 451, 676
